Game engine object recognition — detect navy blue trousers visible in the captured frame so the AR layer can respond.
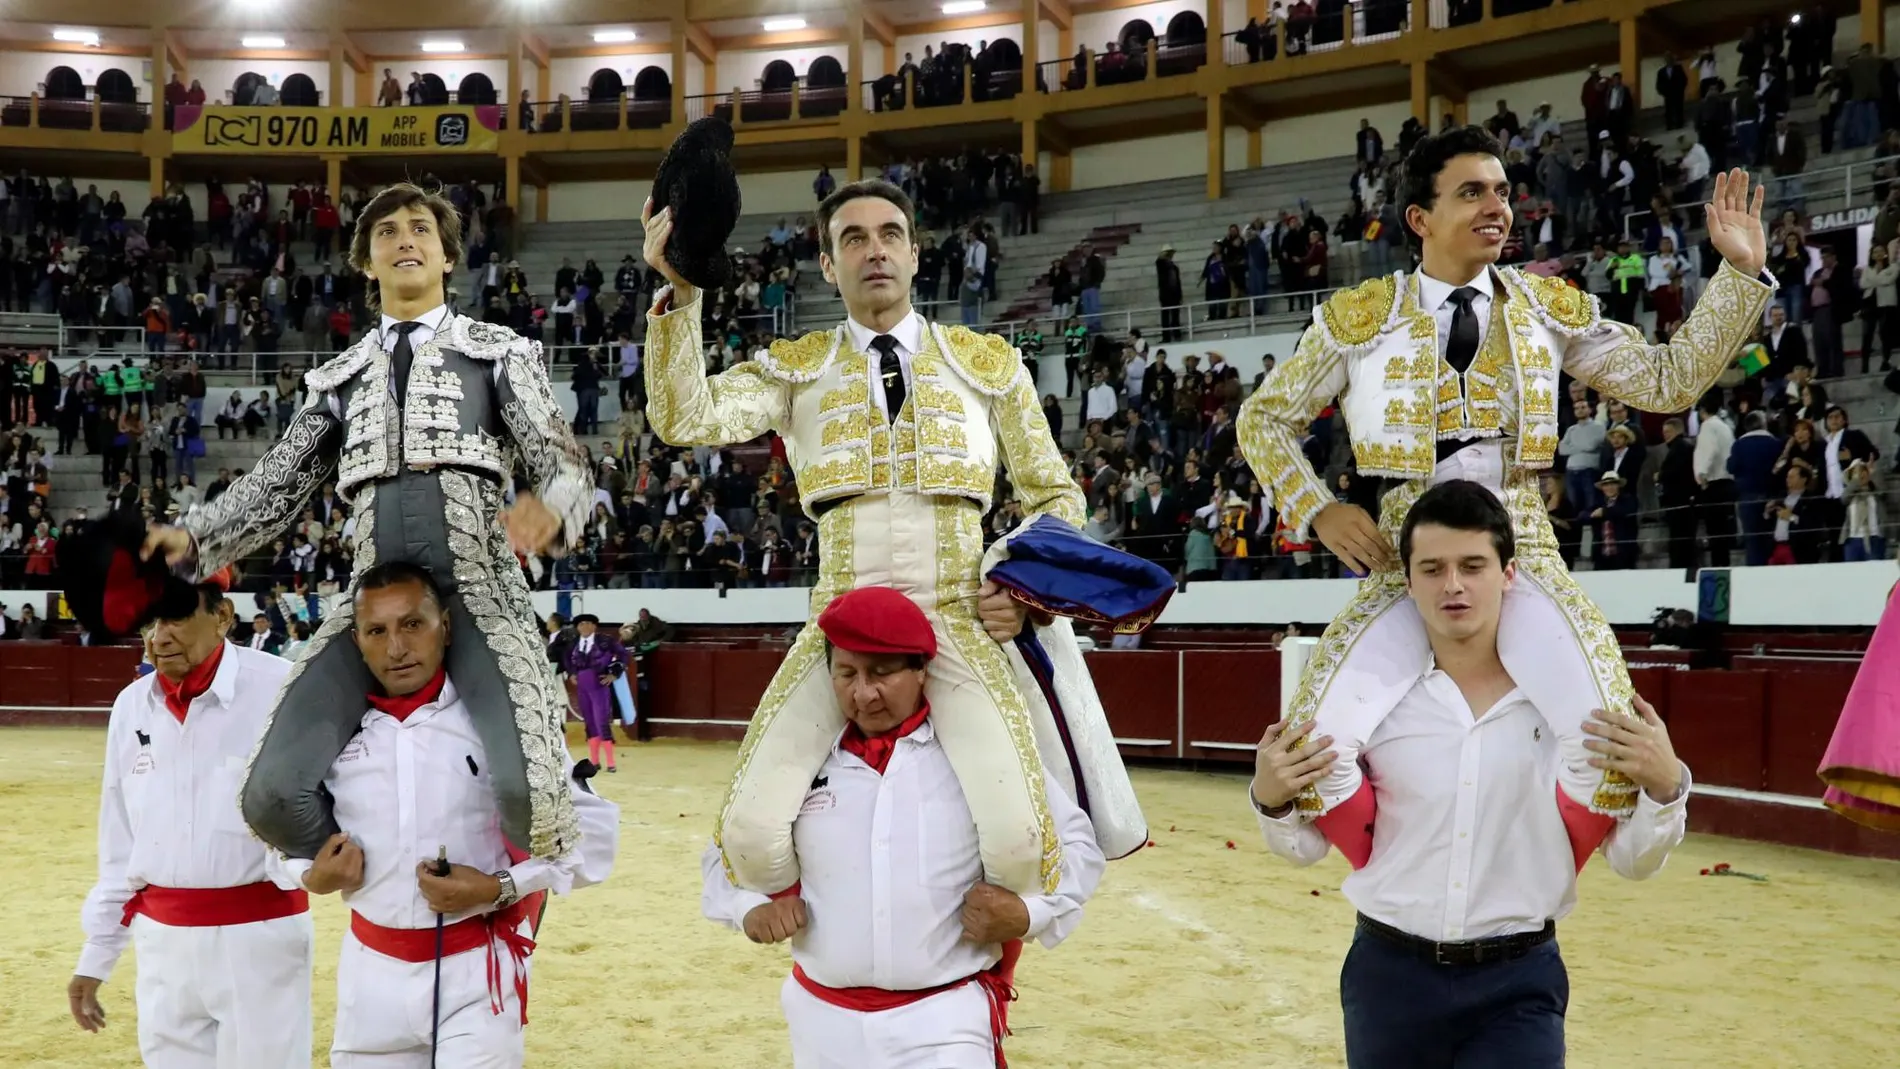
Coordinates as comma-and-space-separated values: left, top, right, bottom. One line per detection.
1340, 929, 1568, 1069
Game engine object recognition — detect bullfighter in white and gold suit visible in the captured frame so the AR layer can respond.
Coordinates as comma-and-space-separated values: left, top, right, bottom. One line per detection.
640, 181, 1146, 901
1241, 131, 1773, 831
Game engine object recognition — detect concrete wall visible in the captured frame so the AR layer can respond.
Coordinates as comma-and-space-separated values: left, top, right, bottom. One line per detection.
1072, 0, 1205, 51
895, 21, 1022, 64
714, 46, 845, 93
548, 53, 673, 101
0, 50, 147, 99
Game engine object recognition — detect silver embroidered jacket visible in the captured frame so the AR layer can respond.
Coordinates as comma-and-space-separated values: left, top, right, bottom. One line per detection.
182, 316, 594, 578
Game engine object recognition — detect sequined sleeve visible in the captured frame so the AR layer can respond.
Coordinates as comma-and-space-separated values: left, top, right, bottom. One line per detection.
644, 291, 789, 446
993, 371, 1085, 528
181, 393, 343, 579
496, 338, 595, 554
1560, 260, 1773, 413
1236, 324, 1347, 540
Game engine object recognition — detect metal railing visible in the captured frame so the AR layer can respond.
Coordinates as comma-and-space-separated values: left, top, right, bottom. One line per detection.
1622, 153, 1900, 242
0, 94, 147, 132
526, 94, 673, 132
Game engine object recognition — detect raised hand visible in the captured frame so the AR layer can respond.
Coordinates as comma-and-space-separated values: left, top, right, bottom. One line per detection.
640, 197, 696, 305
1704, 169, 1769, 279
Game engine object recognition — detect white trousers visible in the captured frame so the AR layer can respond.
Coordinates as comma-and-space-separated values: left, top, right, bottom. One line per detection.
780, 974, 997, 1069
129, 913, 314, 1069
329, 929, 527, 1069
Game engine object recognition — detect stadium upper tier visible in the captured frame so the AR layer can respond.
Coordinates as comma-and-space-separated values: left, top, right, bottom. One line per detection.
0, 0, 1867, 208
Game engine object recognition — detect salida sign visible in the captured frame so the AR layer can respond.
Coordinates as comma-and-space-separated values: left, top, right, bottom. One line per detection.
1808, 206, 1881, 233
172, 105, 502, 155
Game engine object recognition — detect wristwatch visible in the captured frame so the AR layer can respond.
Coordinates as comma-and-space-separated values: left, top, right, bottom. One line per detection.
493, 869, 519, 909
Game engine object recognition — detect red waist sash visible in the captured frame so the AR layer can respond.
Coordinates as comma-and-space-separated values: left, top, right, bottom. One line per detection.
791, 939, 1023, 1068
121, 882, 309, 928
349, 899, 539, 1025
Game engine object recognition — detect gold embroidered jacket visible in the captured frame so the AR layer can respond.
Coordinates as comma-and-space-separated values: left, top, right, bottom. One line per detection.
645, 292, 1083, 526
1238, 261, 1774, 537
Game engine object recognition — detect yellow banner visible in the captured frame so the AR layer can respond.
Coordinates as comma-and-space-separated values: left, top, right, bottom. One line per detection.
172, 106, 502, 155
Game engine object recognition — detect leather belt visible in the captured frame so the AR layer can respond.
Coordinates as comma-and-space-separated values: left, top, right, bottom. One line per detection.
1355, 913, 1555, 967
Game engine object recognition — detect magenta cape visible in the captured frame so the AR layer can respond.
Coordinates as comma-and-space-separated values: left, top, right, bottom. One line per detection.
1818, 584, 1900, 831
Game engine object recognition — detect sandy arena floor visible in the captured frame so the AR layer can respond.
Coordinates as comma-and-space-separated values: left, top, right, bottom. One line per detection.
2, 726, 1896, 1068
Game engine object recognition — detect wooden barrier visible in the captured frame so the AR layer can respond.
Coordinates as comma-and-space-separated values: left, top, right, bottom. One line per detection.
8, 643, 1890, 859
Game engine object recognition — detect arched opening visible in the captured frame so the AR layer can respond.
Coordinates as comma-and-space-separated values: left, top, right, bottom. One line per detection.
1117, 19, 1156, 51
43, 65, 83, 100
585, 68, 624, 101
1165, 12, 1207, 45
232, 71, 266, 105
456, 72, 496, 105
806, 55, 844, 88
801, 55, 845, 117
95, 68, 136, 104
985, 39, 1024, 70
631, 66, 670, 99
419, 73, 448, 106
760, 59, 796, 92
629, 66, 671, 127
280, 73, 319, 106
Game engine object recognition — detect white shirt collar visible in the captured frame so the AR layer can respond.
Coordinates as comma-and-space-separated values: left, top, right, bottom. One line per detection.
377, 303, 451, 350
1417, 266, 1496, 316
843, 309, 926, 358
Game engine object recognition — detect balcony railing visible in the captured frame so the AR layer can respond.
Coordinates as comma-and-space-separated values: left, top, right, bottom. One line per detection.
523, 95, 673, 133
0, 94, 148, 133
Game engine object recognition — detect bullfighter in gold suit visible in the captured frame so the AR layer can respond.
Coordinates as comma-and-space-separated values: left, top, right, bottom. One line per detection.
1240, 128, 1773, 830
641, 180, 1146, 901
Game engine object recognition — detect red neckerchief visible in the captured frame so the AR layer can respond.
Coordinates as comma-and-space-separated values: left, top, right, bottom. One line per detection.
156, 642, 226, 725
839, 702, 932, 775
367, 667, 448, 723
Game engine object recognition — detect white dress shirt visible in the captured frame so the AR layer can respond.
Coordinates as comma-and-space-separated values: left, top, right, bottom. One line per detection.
322, 303, 473, 421
77, 644, 297, 981
1257, 668, 1690, 943
1824, 429, 1847, 499
1417, 267, 1496, 361
1084, 382, 1118, 423
273, 677, 618, 929
702, 717, 1104, 991
1693, 415, 1734, 484
843, 310, 925, 421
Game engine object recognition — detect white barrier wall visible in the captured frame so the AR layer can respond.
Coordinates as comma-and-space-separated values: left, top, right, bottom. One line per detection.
456, 559, 1900, 629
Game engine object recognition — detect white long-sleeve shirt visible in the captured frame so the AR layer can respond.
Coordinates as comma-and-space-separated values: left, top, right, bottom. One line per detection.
273, 677, 618, 929
1693, 415, 1735, 484
77, 643, 296, 982
1256, 669, 1689, 943
701, 717, 1104, 991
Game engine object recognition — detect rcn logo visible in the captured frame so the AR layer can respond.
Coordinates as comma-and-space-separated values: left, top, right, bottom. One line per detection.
434, 113, 470, 147
204, 114, 262, 147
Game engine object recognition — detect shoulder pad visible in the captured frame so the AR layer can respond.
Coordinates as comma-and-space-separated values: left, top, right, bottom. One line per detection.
1316, 273, 1402, 353
1511, 269, 1600, 336
937, 324, 1023, 397
440, 315, 523, 361
303, 334, 379, 392
756, 328, 841, 383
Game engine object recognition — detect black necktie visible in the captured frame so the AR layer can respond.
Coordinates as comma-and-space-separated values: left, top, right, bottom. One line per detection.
389, 320, 424, 405
1444, 286, 1481, 375
869, 334, 905, 420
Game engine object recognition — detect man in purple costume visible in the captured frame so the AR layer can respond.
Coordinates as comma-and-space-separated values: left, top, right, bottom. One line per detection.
564, 614, 626, 773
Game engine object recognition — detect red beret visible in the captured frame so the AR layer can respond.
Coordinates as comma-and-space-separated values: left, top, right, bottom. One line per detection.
817, 587, 936, 660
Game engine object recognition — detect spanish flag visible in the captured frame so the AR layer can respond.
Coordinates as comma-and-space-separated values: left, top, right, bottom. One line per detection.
1737, 343, 1770, 377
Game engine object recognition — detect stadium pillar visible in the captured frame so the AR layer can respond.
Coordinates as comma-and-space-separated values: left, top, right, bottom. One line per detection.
328, 39, 345, 107
1205, 93, 1224, 200
1022, 0, 1038, 78
150, 34, 168, 102
1051, 152, 1071, 192
1618, 17, 1641, 110
1207, 0, 1224, 70
325, 157, 342, 204
505, 155, 521, 248
1249, 0, 1265, 21
1247, 128, 1261, 169
148, 157, 164, 200
1410, 60, 1428, 124
848, 135, 862, 181
1864, 0, 1886, 52
847, 3, 864, 115
1022, 118, 1038, 169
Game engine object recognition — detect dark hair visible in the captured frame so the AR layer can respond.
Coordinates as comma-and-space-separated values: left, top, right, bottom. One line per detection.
816, 179, 917, 259
354, 560, 445, 608
823, 640, 926, 670
348, 182, 466, 312
1399, 125, 1506, 251
1399, 479, 1515, 570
